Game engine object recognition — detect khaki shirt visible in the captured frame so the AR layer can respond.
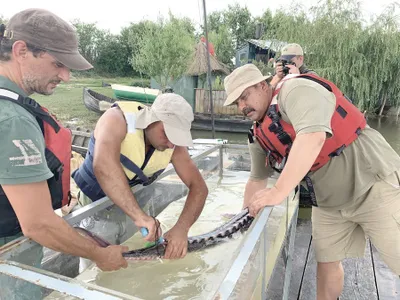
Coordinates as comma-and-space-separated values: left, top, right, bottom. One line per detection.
250, 77, 400, 209
299, 64, 317, 76
0, 76, 52, 185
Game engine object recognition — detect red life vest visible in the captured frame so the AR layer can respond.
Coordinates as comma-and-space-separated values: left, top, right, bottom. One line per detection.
253, 74, 366, 172
40, 106, 72, 207
0, 89, 71, 237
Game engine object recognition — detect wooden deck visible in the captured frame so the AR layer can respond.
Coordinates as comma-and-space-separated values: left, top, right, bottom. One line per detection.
266, 218, 400, 299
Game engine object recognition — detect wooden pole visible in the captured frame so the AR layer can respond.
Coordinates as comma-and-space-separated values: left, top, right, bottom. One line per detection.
202, 0, 215, 138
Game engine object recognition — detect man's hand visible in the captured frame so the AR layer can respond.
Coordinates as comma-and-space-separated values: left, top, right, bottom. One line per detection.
93, 245, 129, 271
287, 64, 300, 74
163, 225, 189, 259
134, 215, 162, 242
275, 62, 300, 79
248, 186, 285, 217
275, 62, 285, 79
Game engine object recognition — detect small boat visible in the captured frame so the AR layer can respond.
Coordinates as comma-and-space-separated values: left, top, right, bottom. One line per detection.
82, 87, 116, 114
192, 113, 252, 133
111, 84, 161, 104
83, 89, 252, 133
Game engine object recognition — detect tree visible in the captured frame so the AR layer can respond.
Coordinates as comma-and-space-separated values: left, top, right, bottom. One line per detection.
0, 15, 7, 25
120, 21, 159, 76
208, 25, 235, 67
131, 13, 195, 89
256, 0, 400, 112
208, 11, 224, 33
96, 34, 133, 76
224, 4, 256, 49
205, 4, 256, 50
72, 20, 108, 65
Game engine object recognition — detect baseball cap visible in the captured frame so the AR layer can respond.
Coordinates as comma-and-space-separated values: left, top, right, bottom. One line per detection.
135, 93, 194, 147
279, 43, 304, 61
223, 64, 272, 106
4, 8, 92, 70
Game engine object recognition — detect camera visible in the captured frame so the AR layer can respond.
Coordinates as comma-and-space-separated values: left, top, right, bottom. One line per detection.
279, 59, 296, 76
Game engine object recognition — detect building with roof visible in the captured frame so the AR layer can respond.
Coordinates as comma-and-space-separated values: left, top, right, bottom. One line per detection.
235, 39, 287, 68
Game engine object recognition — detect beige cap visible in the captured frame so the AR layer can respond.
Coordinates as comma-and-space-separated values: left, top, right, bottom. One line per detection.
5, 8, 92, 70
223, 64, 272, 106
280, 43, 304, 60
135, 93, 194, 147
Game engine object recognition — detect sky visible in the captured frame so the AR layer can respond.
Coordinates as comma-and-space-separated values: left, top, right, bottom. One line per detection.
1, 0, 399, 34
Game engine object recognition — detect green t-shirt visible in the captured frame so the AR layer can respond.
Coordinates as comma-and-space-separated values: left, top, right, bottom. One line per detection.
250, 77, 400, 209
0, 76, 53, 185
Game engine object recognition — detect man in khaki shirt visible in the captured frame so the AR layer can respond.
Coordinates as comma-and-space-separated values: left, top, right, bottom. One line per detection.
223, 64, 400, 300
273, 43, 317, 80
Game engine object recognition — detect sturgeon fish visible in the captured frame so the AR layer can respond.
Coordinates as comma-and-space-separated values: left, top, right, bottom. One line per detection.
75, 208, 254, 260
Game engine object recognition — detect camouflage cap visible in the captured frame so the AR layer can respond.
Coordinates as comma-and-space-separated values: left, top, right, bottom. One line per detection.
5, 8, 92, 70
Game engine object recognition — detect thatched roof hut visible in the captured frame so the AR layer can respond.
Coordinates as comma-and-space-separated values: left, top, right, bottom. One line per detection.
186, 41, 230, 76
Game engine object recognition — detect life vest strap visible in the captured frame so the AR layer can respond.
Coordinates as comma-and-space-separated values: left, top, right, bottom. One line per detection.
303, 175, 318, 207
0, 88, 60, 132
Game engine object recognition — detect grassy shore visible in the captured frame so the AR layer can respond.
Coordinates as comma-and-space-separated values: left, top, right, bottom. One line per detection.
34, 76, 149, 130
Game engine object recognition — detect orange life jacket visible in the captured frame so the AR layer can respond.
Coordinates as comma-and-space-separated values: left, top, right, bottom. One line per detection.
0, 89, 71, 237
251, 74, 366, 205
253, 73, 366, 171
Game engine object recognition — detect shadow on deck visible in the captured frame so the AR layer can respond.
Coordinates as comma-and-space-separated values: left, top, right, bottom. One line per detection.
266, 219, 400, 299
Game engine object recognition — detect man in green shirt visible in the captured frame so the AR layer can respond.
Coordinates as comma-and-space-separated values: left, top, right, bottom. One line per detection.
0, 8, 129, 274
223, 64, 400, 299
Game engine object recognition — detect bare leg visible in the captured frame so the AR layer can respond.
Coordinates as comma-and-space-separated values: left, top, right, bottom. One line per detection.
317, 261, 344, 300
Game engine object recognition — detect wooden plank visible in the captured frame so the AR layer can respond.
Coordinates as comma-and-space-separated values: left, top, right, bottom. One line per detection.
205, 90, 210, 113
340, 241, 378, 300
298, 239, 317, 300
371, 243, 400, 299
288, 219, 313, 300
195, 89, 200, 113
299, 239, 378, 300
71, 130, 91, 137
265, 218, 312, 300
215, 92, 222, 114
200, 89, 203, 113
196, 89, 203, 113
194, 88, 241, 116
218, 91, 225, 115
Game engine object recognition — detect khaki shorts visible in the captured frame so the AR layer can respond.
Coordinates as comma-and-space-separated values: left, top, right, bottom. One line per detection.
312, 170, 400, 275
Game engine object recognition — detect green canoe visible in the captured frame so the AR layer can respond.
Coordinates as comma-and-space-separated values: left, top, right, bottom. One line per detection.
111, 84, 161, 104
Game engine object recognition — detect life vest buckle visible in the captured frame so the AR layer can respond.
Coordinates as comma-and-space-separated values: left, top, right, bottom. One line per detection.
329, 144, 346, 157
268, 122, 280, 133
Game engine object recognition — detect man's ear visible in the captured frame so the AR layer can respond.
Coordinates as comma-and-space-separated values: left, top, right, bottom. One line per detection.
12, 40, 29, 62
261, 81, 269, 91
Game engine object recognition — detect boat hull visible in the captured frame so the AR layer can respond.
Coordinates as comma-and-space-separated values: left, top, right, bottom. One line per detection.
82, 87, 116, 114
111, 84, 160, 104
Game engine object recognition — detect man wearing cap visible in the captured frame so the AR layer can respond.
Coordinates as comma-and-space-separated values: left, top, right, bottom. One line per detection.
223, 63, 400, 299
72, 94, 208, 262
0, 7, 129, 281
272, 43, 317, 86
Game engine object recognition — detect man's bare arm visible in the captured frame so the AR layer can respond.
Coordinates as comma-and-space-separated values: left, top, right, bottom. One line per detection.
3, 182, 120, 264
93, 108, 148, 223
243, 178, 268, 208
248, 132, 326, 215
171, 146, 208, 230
